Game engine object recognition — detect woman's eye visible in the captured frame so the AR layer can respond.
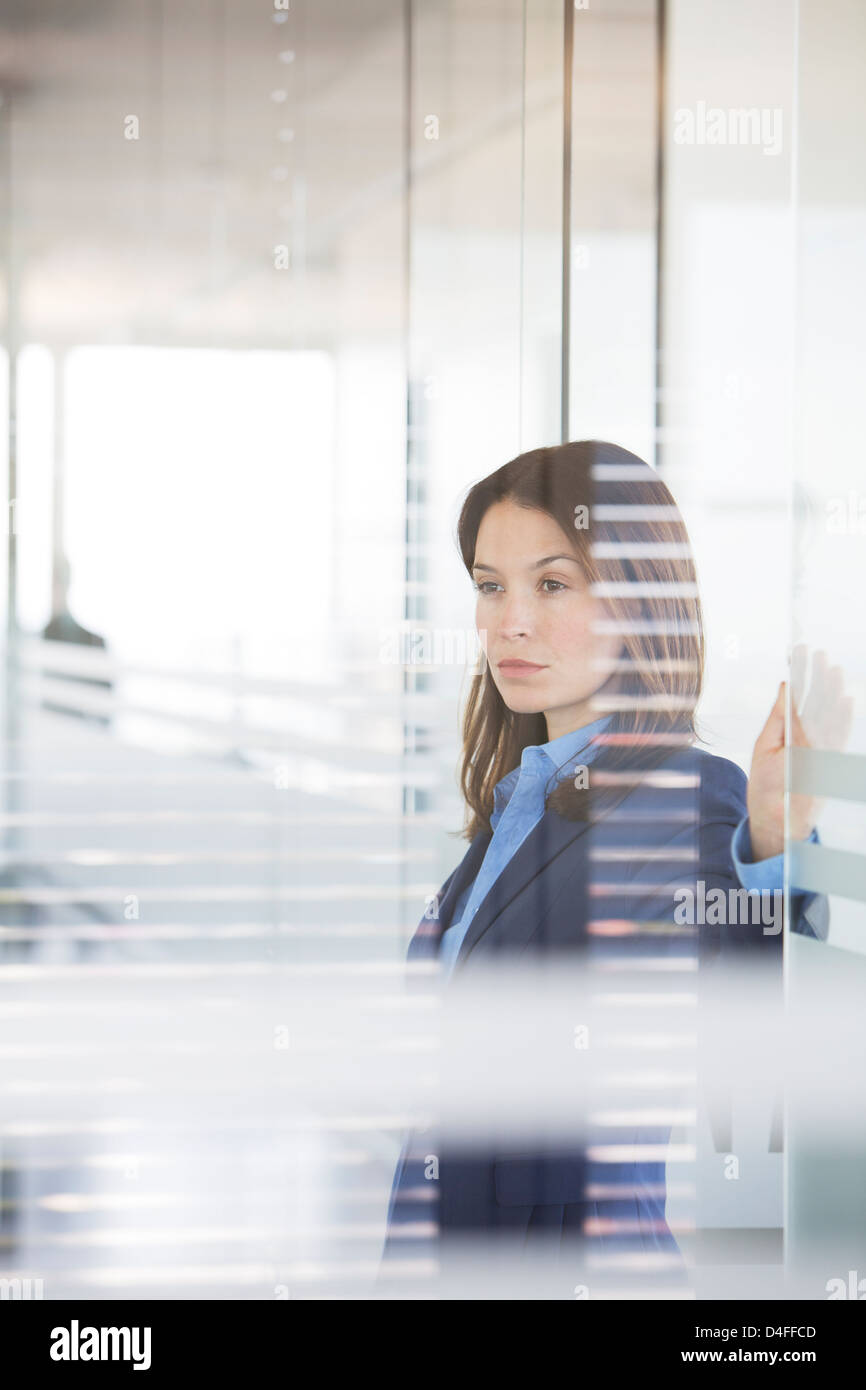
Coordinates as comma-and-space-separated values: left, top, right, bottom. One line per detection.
474, 579, 567, 594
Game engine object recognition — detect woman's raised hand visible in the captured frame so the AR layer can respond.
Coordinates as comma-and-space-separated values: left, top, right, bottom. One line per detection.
746, 646, 853, 862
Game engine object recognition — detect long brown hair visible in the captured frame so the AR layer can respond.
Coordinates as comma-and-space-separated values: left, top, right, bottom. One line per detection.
457, 440, 705, 839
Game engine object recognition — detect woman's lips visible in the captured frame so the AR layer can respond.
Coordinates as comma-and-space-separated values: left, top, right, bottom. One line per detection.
497, 660, 547, 676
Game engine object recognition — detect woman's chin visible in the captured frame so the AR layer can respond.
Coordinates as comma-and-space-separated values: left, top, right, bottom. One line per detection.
500, 693, 547, 716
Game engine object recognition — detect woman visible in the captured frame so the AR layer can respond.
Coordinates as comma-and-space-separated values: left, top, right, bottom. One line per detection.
381, 440, 842, 1295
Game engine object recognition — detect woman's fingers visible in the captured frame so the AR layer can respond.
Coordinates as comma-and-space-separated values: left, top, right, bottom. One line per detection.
792, 648, 851, 750
789, 699, 811, 749
755, 680, 787, 754
790, 643, 810, 713
835, 693, 855, 752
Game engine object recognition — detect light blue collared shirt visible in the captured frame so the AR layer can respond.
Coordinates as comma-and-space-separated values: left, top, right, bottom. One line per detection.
436, 717, 814, 977
732, 817, 819, 890
438, 715, 612, 975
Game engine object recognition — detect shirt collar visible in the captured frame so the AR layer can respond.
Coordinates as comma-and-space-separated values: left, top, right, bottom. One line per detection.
492, 713, 613, 818
541, 714, 613, 772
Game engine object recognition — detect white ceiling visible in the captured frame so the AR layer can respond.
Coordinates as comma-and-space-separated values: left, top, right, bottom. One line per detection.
0, 0, 656, 349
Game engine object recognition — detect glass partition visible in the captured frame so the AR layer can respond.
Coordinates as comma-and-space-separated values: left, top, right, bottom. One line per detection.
0, 0, 412, 1300
1, 0, 862, 1307
659, 0, 798, 1292
786, 0, 866, 1294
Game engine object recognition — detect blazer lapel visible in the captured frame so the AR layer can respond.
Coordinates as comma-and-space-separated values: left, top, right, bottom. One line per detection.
452, 808, 592, 971
406, 830, 491, 964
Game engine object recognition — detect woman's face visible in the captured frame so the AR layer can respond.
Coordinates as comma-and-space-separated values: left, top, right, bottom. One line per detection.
472, 499, 622, 741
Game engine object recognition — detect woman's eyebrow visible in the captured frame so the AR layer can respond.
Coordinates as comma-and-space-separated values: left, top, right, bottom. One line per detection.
472, 553, 580, 573
531, 553, 580, 569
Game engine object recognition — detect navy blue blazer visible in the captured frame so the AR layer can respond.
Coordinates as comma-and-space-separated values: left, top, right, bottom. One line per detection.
382, 745, 828, 1279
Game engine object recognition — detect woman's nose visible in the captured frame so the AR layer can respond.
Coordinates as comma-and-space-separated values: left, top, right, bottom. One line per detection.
497, 594, 534, 639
